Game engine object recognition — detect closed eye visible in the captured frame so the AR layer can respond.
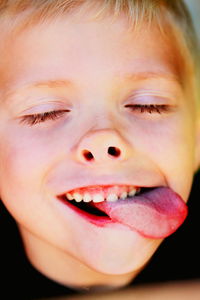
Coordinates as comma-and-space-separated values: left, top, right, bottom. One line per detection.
19, 105, 172, 126
19, 110, 70, 126
125, 104, 172, 114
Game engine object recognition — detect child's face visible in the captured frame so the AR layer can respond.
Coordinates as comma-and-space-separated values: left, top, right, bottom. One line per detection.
0, 10, 200, 286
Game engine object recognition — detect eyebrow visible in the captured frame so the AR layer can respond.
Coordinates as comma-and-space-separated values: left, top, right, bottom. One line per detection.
4, 79, 73, 100
30, 79, 72, 89
30, 72, 181, 87
5, 71, 182, 97
125, 71, 180, 82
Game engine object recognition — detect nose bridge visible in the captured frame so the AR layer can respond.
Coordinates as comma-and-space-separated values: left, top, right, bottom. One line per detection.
75, 129, 131, 164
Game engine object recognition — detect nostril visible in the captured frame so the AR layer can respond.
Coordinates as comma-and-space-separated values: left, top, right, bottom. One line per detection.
108, 146, 121, 157
82, 150, 94, 161
82, 147, 121, 162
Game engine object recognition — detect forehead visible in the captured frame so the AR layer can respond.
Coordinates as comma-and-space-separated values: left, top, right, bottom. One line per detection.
0, 12, 190, 94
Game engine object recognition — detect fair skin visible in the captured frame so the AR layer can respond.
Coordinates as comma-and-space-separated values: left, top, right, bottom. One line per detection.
0, 8, 200, 291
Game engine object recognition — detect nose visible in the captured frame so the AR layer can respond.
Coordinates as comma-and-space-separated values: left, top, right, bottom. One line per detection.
75, 130, 131, 165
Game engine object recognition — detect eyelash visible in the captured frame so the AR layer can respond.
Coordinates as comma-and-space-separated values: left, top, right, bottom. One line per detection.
125, 104, 171, 114
20, 110, 69, 126
20, 105, 170, 126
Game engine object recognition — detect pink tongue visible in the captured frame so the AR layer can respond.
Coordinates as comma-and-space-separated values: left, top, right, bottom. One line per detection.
92, 187, 188, 239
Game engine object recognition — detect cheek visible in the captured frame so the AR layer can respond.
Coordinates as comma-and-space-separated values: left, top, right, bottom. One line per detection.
0, 123, 65, 170
0, 137, 41, 186
0, 127, 61, 204
0, 119, 80, 204
132, 114, 195, 198
0, 128, 65, 230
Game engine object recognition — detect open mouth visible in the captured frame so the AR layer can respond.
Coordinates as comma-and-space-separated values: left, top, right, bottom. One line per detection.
58, 187, 150, 219
58, 194, 111, 219
66, 199, 109, 216
57, 185, 188, 238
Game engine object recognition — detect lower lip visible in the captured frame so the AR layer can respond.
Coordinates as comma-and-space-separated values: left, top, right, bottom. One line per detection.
58, 196, 115, 227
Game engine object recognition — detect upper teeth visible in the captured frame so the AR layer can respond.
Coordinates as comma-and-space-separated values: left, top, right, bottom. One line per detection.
83, 193, 92, 203
106, 193, 118, 202
66, 185, 140, 203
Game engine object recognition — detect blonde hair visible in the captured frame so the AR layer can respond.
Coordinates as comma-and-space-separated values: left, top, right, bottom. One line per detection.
0, 0, 199, 99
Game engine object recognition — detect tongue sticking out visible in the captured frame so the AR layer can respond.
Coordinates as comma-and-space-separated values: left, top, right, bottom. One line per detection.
91, 187, 188, 239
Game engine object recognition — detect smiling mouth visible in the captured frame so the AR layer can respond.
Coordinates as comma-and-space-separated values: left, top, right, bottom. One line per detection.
58, 187, 150, 218
57, 185, 188, 239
